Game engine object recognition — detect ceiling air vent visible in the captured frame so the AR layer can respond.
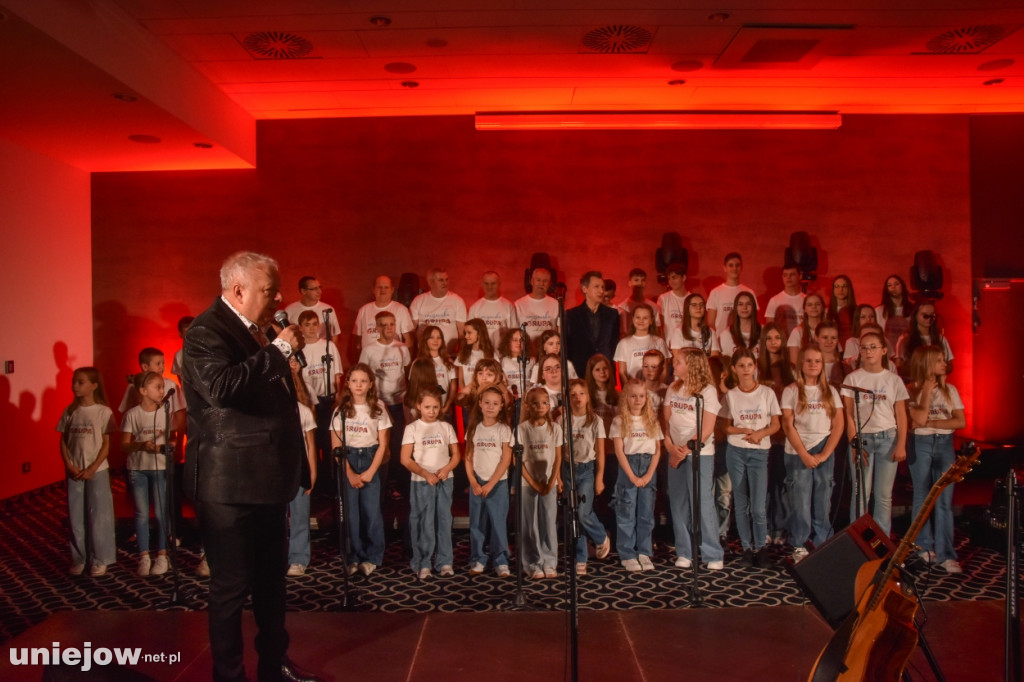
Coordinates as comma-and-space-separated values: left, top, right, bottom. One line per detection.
923, 26, 1016, 54
240, 32, 315, 59
580, 25, 654, 54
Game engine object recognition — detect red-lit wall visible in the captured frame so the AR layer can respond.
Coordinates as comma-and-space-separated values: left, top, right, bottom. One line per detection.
91, 114, 974, 441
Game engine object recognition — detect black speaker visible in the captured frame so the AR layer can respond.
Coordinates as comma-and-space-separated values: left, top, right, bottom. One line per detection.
654, 232, 687, 285
395, 272, 421, 308
910, 250, 944, 300
785, 231, 817, 282
787, 514, 895, 629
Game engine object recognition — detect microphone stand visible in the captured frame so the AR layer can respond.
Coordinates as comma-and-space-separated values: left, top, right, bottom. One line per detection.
160, 395, 194, 608
504, 324, 534, 610
685, 393, 706, 607
847, 388, 875, 521
332, 405, 358, 610
322, 309, 337, 490
1006, 469, 1021, 682
557, 298, 581, 682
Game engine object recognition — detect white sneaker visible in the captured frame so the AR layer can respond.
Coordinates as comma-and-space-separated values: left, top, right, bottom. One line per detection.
90, 564, 107, 577
359, 562, 376, 576
638, 555, 655, 571
69, 563, 86, 576
595, 536, 611, 560
439, 565, 454, 577
621, 558, 642, 572
287, 563, 305, 576
347, 563, 359, 576
137, 555, 152, 577
674, 556, 692, 569
468, 562, 486, 575
417, 567, 431, 580
707, 560, 724, 570
150, 554, 168, 575
543, 567, 557, 579
792, 547, 809, 563
940, 559, 963, 574
495, 565, 510, 578
918, 550, 936, 564
575, 562, 587, 576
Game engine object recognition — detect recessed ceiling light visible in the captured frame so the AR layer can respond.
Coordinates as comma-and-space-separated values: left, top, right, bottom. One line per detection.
426, 38, 448, 48
978, 59, 1014, 71
194, 142, 213, 149
708, 12, 731, 23
401, 81, 420, 88
113, 92, 138, 103
128, 134, 161, 144
369, 16, 391, 27
671, 60, 703, 72
668, 79, 687, 86
384, 62, 417, 74
983, 78, 1004, 85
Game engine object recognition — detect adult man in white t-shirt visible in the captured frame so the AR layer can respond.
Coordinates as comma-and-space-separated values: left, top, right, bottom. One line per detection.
514, 267, 559, 341
764, 265, 806, 340
409, 268, 468, 354
468, 270, 517, 347
351, 275, 415, 358
284, 276, 342, 351
706, 252, 756, 335
614, 267, 662, 336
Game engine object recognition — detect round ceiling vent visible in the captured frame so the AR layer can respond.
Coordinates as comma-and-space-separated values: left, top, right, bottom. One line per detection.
926, 26, 1009, 54
242, 32, 314, 59
581, 25, 653, 54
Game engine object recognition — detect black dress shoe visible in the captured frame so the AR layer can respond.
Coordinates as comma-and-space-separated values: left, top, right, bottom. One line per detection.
737, 549, 754, 568
279, 659, 324, 682
753, 548, 772, 569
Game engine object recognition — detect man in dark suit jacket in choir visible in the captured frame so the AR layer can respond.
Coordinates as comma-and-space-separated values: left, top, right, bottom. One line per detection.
182, 251, 321, 682
564, 270, 620, 379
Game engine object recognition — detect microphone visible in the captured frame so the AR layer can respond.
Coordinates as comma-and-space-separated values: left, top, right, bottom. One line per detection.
161, 387, 176, 406
274, 311, 307, 368
841, 384, 874, 395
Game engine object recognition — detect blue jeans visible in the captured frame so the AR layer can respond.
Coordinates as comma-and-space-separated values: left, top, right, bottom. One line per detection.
726, 445, 769, 551
785, 439, 835, 547
910, 433, 956, 562
713, 440, 732, 537
667, 454, 724, 562
521, 483, 558, 571
343, 445, 386, 565
566, 460, 609, 563
129, 469, 167, 553
288, 486, 311, 567
848, 429, 898, 536
767, 442, 790, 538
67, 469, 116, 566
409, 478, 454, 571
614, 454, 656, 560
469, 475, 510, 567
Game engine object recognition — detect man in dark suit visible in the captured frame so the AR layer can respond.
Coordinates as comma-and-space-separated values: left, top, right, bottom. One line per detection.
182, 251, 321, 682
564, 270, 620, 379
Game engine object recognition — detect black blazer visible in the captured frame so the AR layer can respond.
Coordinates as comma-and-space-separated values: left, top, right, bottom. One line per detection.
564, 303, 620, 379
182, 298, 305, 505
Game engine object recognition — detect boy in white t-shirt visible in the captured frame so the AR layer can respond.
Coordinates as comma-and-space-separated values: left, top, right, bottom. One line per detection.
764, 266, 806, 340
657, 263, 689, 342
297, 310, 342, 493
706, 252, 756, 335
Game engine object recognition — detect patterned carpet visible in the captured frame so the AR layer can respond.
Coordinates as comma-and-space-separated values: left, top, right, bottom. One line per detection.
0, 479, 1014, 644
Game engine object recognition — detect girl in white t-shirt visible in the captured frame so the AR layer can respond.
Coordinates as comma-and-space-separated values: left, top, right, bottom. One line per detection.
640, 350, 668, 414
611, 378, 663, 572
529, 330, 578, 383
663, 349, 725, 569
781, 347, 844, 562
57, 367, 116, 576
719, 291, 761, 360
455, 318, 495, 389
497, 327, 535, 398
415, 325, 457, 419
614, 303, 668, 381
842, 304, 878, 371
907, 345, 966, 573
668, 293, 720, 358
332, 364, 391, 575
122, 371, 173, 577
815, 321, 847, 388
518, 387, 563, 579
841, 331, 909, 537
465, 385, 513, 577
564, 379, 611, 575
758, 323, 795, 394
895, 301, 954, 380
458, 358, 513, 410
401, 386, 460, 579
724, 349, 781, 568
535, 353, 565, 421
788, 293, 826, 365
585, 353, 619, 432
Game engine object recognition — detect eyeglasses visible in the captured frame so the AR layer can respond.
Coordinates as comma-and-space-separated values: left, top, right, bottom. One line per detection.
303, 285, 322, 291
543, 366, 560, 373
861, 345, 883, 352
920, 313, 936, 320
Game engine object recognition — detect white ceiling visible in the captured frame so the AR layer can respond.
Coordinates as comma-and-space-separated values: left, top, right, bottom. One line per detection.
3, 0, 1023, 171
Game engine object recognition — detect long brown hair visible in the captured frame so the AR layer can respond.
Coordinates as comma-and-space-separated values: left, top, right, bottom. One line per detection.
909, 345, 953, 404
67, 367, 108, 416
794, 347, 837, 418
585, 354, 618, 406
728, 291, 761, 351
567, 378, 596, 428
757, 323, 794, 390
337, 363, 382, 419
466, 384, 509, 444
417, 324, 454, 369
456, 318, 495, 364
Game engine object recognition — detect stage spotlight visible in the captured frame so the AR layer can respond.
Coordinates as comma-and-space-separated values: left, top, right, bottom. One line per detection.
655, 233, 688, 286
910, 250, 944, 301
785, 232, 818, 289
396, 272, 421, 308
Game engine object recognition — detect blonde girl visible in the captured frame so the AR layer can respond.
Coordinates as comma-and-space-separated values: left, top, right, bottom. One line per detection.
518, 386, 563, 579
614, 303, 668, 381
564, 379, 611, 575
465, 385, 513, 577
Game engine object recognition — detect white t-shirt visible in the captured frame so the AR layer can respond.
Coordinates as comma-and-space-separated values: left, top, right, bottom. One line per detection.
609, 414, 663, 455
171, 348, 184, 379
122, 405, 170, 470
718, 329, 760, 359
563, 414, 606, 464
910, 383, 964, 436
298, 402, 316, 433
707, 283, 756, 334
333, 400, 392, 448
514, 295, 559, 340
429, 356, 457, 399
667, 326, 720, 355
615, 297, 662, 328
351, 301, 415, 347
664, 384, 720, 456
454, 349, 487, 383
657, 290, 688, 340
724, 384, 781, 449
895, 334, 954, 364
648, 384, 667, 414
402, 419, 458, 482
781, 383, 842, 454
284, 300, 341, 340
840, 368, 910, 434
529, 362, 577, 384
501, 355, 535, 394
56, 403, 113, 472
614, 334, 669, 380
301, 338, 342, 402
410, 292, 468, 347
119, 377, 185, 414
787, 325, 813, 350
468, 421, 513, 480
518, 421, 563, 481
468, 297, 517, 347
765, 290, 806, 339
359, 340, 411, 405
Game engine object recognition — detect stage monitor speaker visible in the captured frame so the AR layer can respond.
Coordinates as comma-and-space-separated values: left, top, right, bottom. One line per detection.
395, 272, 421, 308
787, 514, 896, 629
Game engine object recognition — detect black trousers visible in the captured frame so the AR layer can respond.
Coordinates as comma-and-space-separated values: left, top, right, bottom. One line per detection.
199, 500, 289, 682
